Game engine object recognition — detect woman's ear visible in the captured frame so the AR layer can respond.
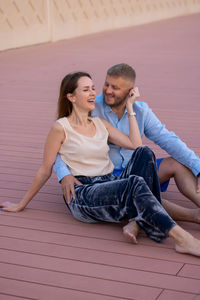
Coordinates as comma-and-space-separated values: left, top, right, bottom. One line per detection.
66, 93, 75, 103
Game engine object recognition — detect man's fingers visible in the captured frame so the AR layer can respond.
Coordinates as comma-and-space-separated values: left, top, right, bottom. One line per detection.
74, 178, 83, 186
127, 87, 140, 104
65, 189, 71, 204
65, 184, 75, 203
61, 175, 82, 204
132, 87, 140, 98
70, 184, 76, 201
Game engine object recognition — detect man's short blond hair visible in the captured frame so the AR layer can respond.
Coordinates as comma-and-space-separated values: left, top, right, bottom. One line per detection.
107, 63, 136, 82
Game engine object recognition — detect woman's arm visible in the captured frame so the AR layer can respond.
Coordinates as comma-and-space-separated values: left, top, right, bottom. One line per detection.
0, 122, 65, 212
101, 87, 142, 150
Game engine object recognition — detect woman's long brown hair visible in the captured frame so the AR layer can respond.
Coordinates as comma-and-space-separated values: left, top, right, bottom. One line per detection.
57, 72, 92, 119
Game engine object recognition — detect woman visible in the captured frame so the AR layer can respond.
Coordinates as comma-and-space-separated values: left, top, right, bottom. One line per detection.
1, 71, 200, 256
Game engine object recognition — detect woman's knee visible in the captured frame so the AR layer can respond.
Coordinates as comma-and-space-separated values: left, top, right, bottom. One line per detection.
134, 145, 155, 160
128, 174, 146, 186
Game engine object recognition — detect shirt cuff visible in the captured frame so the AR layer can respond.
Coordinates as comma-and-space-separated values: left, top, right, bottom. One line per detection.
56, 167, 72, 183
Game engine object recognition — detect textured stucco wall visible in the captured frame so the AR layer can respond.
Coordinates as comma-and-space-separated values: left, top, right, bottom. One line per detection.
0, 0, 200, 51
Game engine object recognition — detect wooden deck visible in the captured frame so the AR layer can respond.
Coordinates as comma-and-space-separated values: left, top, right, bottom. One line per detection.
0, 13, 200, 300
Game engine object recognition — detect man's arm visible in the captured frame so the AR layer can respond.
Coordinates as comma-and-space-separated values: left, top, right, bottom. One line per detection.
53, 154, 71, 182
142, 103, 200, 177
53, 154, 82, 203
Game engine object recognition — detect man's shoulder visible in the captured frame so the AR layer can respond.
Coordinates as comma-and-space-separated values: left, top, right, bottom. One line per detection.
134, 101, 148, 108
134, 101, 150, 114
92, 94, 105, 117
95, 93, 104, 103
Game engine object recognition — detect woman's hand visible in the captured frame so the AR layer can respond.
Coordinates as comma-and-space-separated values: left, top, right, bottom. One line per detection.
0, 123, 65, 214
0, 201, 24, 212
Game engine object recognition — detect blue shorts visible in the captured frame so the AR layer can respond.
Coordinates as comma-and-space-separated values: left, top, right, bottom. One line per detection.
113, 158, 170, 192
156, 158, 170, 192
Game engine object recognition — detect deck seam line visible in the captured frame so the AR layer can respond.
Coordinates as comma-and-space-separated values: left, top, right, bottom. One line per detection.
0, 276, 140, 300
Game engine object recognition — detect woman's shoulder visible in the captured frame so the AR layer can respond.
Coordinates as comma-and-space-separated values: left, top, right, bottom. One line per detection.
56, 116, 67, 124
56, 117, 70, 127
91, 117, 109, 132
91, 116, 105, 125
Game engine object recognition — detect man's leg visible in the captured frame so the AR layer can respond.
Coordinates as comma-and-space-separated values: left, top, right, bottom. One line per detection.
158, 157, 200, 207
162, 199, 200, 223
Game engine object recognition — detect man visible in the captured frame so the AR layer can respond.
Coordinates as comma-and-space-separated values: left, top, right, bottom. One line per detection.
53, 63, 200, 223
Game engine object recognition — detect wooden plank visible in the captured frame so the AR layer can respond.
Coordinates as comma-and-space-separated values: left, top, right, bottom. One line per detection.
157, 290, 196, 300
0, 278, 127, 300
0, 263, 161, 300
0, 249, 199, 293
0, 213, 199, 248
0, 219, 199, 265
0, 236, 183, 275
0, 294, 34, 300
178, 264, 200, 280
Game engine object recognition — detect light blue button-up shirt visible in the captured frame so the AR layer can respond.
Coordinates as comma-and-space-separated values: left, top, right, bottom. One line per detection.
53, 93, 200, 181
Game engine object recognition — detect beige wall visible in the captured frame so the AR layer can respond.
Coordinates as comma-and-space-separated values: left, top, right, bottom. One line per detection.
0, 0, 200, 51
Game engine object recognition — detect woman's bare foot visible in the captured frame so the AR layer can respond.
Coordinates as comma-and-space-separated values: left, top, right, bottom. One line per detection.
123, 221, 140, 244
169, 225, 200, 256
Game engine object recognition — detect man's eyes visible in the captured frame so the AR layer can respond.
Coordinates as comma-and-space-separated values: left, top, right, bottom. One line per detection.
104, 84, 119, 90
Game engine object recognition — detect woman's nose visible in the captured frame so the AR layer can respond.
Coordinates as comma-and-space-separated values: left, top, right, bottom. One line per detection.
90, 89, 96, 96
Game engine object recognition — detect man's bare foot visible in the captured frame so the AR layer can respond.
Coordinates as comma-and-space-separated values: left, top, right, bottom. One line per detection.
175, 233, 200, 256
170, 225, 200, 256
123, 221, 140, 244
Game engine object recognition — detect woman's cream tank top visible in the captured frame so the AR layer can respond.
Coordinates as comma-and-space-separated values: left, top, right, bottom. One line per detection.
56, 117, 114, 176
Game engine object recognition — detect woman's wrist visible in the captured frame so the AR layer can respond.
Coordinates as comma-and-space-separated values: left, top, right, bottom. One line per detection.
17, 202, 26, 211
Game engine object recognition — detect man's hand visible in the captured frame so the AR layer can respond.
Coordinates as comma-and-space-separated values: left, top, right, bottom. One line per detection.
197, 174, 200, 193
128, 87, 140, 105
0, 201, 24, 212
61, 174, 82, 204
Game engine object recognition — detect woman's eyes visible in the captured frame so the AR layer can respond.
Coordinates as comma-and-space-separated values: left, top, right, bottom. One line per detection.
83, 88, 95, 92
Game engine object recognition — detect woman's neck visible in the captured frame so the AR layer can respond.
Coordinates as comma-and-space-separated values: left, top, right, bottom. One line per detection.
68, 109, 90, 126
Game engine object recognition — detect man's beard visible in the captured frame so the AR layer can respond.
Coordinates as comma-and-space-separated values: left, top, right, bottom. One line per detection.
105, 95, 127, 108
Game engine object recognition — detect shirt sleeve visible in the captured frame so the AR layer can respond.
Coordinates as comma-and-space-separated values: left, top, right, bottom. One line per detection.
53, 154, 72, 182
143, 103, 200, 177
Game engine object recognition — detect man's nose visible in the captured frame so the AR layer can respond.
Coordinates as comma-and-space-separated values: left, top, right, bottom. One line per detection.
105, 86, 112, 94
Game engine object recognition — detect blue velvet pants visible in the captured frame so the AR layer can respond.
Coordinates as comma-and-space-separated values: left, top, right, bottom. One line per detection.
67, 146, 177, 242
